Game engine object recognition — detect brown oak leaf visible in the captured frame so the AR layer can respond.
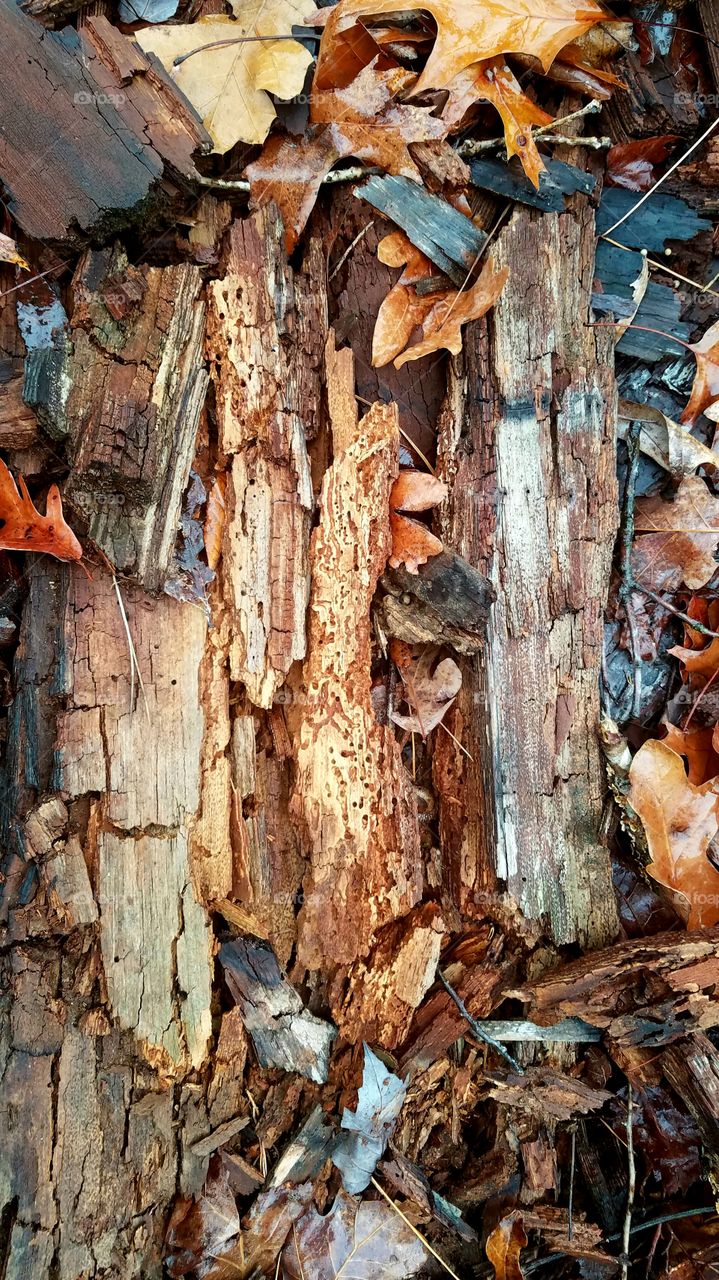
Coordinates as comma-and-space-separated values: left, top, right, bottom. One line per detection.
0, 459, 82, 562
389, 469, 447, 573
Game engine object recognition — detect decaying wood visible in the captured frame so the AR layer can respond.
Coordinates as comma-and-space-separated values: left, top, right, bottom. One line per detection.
436, 188, 619, 945
291, 401, 422, 973
64, 246, 207, 588
0, 8, 209, 243
358, 174, 486, 284
207, 209, 326, 707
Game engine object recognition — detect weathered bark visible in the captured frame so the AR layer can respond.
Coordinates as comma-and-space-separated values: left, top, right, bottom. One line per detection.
435, 193, 619, 947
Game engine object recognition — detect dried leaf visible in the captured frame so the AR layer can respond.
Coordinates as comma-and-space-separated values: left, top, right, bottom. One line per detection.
316, 0, 607, 97
615, 254, 648, 340
204, 475, 227, 572
389, 469, 447, 573
0, 459, 82, 562
442, 58, 552, 188
633, 475, 719, 592
662, 721, 719, 787
486, 1212, 528, 1280
205, 1183, 314, 1280
372, 232, 451, 367
393, 258, 509, 368
0, 232, 29, 271
618, 401, 719, 479
606, 135, 679, 192
607, 1084, 701, 1195
281, 1188, 428, 1279
333, 1045, 407, 1194
246, 63, 447, 251
390, 645, 462, 735
136, 0, 317, 153
681, 319, 719, 426
628, 739, 719, 927
164, 1159, 240, 1278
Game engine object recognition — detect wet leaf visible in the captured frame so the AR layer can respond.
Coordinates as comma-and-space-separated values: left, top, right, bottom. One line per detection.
486, 1211, 528, 1280
628, 739, 719, 927
0, 232, 29, 270
333, 1044, 407, 1193
442, 58, 552, 188
606, 135, 679, 192
681, 319, 719, 426
281, 1188, 428, 1278
390, 644, 462, 735
389, 469, 447, 573
618, 402, 719, 480
136, 0, 317, 153
205, 1183, 314, 1280
392, 258, 509, 368
662, 721, 719, 787
633, 475, 719, 592
372, 232, 451, 368
0, 459, 82, 562
165, 1159, 240, 1278
245, 64, 447, 251
315, 0, 607, 97
607, 1084, 701, 1195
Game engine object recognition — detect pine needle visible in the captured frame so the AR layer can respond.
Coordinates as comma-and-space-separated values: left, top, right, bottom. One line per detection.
112, 575, 150, 723
369, 1176, 462, 1280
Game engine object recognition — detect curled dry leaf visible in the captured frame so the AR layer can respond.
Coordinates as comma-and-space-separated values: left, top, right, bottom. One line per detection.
136, 0, 317, 152
681, 319, 719, 426
442, 58, 552, 188
333, 1044, 407, 1193
372, 231, 451, 368
281, 1188, 428, 1279
606, 135, 679, 192
632, 475, 719, 592
245, 64, 447, 251
614, 254, 648, 341
393, 258, 509, 368
628, 739, 719, 928
486, 1211, 528, 1280
0, 459, 82, 562
315, 0, 607, 97
0, 231, 29, 270
389, 469, 447, 573
618, 401, 719, 480
390, 644, 462, 736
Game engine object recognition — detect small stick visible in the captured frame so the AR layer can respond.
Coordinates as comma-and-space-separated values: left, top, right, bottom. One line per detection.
632, 585, 719, 640
437, 969, 522, 1072
329, 219, 375, 282
619, 422, 643, 721
112, 576, 150, 723
620, 1085, 636, 1280
370, 1176, 462, 1280
603, 115, 719, 236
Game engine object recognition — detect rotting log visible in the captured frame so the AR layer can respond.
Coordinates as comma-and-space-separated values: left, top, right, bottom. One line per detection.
435, 189, 619, 947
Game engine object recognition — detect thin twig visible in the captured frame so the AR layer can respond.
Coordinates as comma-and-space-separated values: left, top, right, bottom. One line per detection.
329, 219, 375, 282
619, 422, 643, 721
370, 1176, 462, 1280
620, 1085, 635, 1280
112, 576, 150, 722
438, 719, 474, 760
632, 585, 719, 640
603, 115, 719, 235
437, 969, 522, 1072
568, 1127, 576, 1243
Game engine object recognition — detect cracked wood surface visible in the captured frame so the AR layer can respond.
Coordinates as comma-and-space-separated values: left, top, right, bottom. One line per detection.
436, 196, 619, 947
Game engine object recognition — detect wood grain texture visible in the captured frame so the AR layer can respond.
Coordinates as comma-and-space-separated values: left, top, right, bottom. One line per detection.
436, 196, 619, 946
292, 402, 423, 971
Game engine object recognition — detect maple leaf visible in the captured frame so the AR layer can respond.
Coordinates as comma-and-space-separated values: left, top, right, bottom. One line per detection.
392, 257, 509, 368
0, 459, 82, 562
628, 739, 719, 928
372, 231, 452, 367
390, 644, 462, 736
632, 475, 719, 593
389, 469, 447, 573
136, 0, 317, 153
281, 1189, 427, 1279
0, 232, 29, 271
333, 1044, 406, 1193
486, 1212, 528, 1280
202, 1183, 314, 1280
443, 58, 553, 188
315, 0, 608, 98
245, 64, 447, 252
681, 319, 719, 426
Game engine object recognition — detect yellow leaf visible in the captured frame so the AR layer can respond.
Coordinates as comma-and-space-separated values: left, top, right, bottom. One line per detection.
0, 232, 29, 271
136, 0, 316, 153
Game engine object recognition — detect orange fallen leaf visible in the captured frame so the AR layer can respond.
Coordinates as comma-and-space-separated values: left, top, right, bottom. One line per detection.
393, 257, 509, 368
486, 1211, 528, 1280
245, 63, 447, 252
204, 474, 227, 571
681, 319, 719, 426
628, 739, 719, 928
443, 58, 553, 188
389, 469, 447, 573
315, 0, 607, 97
373, 232, 453, 367
662, 722, 719, 787
632, 475, 719, 592
0, 459, 82, 562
